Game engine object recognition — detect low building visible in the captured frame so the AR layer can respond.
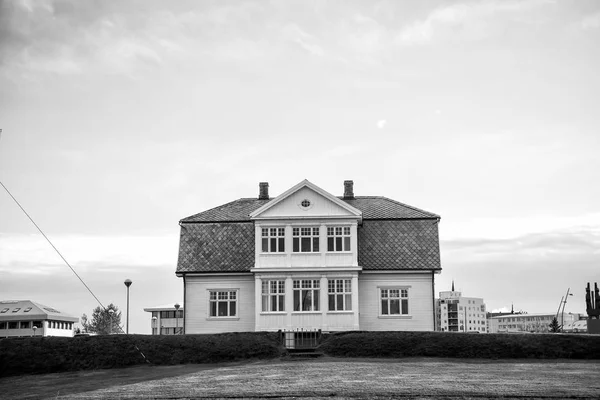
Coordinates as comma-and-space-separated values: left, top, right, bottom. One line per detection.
0, 300, 79, 338
488, 312, 582, 333
143, 303, 184, 335
435, 283, 487, 333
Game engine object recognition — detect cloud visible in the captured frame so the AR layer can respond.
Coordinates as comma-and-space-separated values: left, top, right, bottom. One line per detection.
580, 12, 600, 30
396, 0, 554, 45
377, 120, 387, 129
0, 233, 179, 272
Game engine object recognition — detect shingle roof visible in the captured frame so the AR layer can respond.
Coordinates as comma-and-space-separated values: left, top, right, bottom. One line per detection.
177, 223, 255, 273
358, 220, 441, 271
180, 196, 438, 223
176, 194, 441, 274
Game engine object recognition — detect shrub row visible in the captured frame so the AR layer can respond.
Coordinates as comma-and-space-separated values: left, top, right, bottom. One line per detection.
0, 332, 283, 377
319, 331, 600, 359
2, 331, 599, 377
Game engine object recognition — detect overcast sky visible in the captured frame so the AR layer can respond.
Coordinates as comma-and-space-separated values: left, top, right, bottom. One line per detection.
1, 0, 599, 334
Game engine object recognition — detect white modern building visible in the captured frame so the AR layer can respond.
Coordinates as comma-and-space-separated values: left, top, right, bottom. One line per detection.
0, 300, 79, 338
488, 312, 582, 333
144, 303, 184, 335
435, 284, 487, 333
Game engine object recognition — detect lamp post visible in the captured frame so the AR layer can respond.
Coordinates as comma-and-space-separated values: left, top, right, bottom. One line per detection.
174, 303, 181, 335
108, 309, 115, 335
32, 325, 37, 337
560, 288, 573, 332
124, 279, 132, 334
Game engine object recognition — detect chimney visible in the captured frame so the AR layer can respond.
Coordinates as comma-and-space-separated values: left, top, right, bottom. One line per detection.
343, 180, 354, 199
259, 182, 269, 200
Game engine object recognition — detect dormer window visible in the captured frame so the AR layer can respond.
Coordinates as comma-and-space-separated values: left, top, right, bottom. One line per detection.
327, 226, 351, 251
293, 227, 319, 252
261, 228, 285, 253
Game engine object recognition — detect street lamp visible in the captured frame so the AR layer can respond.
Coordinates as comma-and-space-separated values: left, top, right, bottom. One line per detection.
561, 288, 573, 332
124, 279, 132, 334
32, 325, 37, 337
108, 309, 115, 335
174, 303, 181, 335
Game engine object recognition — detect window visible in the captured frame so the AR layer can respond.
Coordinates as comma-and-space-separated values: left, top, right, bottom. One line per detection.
209, 291, 237, 317
262, 228, 285, 253
301, 199, 311, 207
380, 288, 409, 315
293, 280, 320, 311
262, 280, 285, 312
33, 321, 42, 329
1, 308, 9, 313
328, 279, 352, 311
20, 321, 30, 329
0, 322, 6, 329
8, 322, 18, 329
24, 307, 32, 312
12, 308, 20, 313
327, 227, 351, 251
293, 227, 319, 252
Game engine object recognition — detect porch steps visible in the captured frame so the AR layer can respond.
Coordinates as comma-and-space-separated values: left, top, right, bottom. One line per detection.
285, 348, 324, 359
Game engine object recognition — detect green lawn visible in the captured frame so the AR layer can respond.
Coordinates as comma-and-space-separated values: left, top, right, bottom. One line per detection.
1, 357, 599, 399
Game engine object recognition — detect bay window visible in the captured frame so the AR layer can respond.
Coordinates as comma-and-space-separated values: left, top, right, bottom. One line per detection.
327, 226, 351, 252
292, 227, 319, 252
328, 279, 352, 311
293, 279, 320, 311
262, 228, 285, 253
262, 280, 285, 312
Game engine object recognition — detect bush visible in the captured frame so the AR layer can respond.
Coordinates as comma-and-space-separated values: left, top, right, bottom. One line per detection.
0, 332, 283, 377
318, 331, 600, 359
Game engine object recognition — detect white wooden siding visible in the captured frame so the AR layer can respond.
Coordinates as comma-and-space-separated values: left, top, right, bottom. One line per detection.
358, 273, 434, 331
185, 275, 255, 333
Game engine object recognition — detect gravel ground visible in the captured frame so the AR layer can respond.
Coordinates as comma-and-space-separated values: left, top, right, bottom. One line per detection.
2, 357, 600, 399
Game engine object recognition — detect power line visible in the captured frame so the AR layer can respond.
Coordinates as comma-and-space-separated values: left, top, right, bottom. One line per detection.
0, 179, 106, 310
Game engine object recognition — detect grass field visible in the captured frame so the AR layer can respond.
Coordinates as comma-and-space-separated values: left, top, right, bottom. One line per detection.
1, 357, 599, 399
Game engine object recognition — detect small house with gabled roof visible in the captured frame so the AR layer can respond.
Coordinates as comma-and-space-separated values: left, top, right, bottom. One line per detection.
176, 180, 441, 334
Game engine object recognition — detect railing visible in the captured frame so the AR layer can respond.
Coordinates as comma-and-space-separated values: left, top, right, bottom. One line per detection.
279, 328, 321, 349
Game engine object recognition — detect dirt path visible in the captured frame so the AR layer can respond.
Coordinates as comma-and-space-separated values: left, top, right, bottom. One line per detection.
2, 357, 599, 399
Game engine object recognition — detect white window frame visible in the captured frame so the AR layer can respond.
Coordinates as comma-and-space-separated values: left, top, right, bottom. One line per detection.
328, 279, 352, 312
261, 227, 285, 253
261, 280, 286, 313
327, 226, 351, 252
379, 287, 410, 317
293, 279, 320, 312
207, 290, 239, 319
292, 227, 320, 253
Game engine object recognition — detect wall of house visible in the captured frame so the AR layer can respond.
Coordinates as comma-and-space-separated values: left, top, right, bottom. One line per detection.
358, 272, 435, 331
185, 274, 255, 333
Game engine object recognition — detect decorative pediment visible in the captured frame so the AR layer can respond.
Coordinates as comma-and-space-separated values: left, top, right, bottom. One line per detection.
249, 180, 362, 220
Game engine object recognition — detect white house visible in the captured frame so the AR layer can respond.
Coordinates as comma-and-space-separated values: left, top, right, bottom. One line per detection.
176, 180, 441, 334
0, 300, 79, 338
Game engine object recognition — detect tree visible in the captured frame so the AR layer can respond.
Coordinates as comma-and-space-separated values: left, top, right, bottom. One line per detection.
549, 317, 560, 333
81, 303, 122, 335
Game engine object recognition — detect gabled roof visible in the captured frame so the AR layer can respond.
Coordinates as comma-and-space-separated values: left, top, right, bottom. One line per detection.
180, 196, 438, 223
249, 179, 362, 219
0, 300, 79, 322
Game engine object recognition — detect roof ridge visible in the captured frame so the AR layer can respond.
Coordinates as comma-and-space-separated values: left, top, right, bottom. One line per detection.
377, 196, 440, 218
